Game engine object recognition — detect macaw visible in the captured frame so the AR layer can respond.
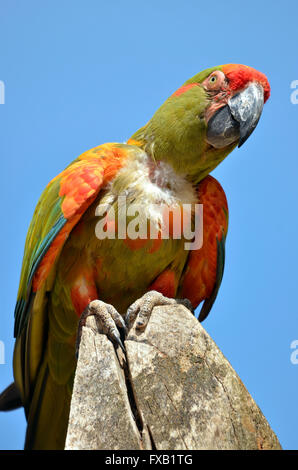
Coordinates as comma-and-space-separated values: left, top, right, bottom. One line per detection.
0, 64, 270, 449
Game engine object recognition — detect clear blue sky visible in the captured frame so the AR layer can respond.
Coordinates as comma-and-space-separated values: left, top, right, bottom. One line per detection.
0, 0, 297, 450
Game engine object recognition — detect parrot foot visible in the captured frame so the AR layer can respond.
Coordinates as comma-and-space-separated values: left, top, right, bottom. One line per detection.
125, 290, 194, 332
76, 300, 127, 357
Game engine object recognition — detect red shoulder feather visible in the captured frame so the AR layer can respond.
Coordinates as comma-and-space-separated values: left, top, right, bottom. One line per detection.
179, 175, 228, 313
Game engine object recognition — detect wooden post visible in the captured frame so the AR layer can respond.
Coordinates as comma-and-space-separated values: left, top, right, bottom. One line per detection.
65, 304, 281, 450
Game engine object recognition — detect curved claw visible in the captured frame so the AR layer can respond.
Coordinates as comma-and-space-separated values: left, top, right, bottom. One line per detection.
176, 298, 195, 315
109, 328, 126, 353
76, 300, 127, 357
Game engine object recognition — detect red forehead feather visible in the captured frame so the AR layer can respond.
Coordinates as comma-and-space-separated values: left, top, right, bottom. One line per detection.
222, 64, 270, 102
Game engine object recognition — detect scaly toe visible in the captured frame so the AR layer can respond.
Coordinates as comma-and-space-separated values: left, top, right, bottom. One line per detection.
125, 290, 176, 332
76, 300, 126, 357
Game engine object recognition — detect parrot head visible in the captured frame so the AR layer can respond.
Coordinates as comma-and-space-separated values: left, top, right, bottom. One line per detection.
129, 64, 270, 182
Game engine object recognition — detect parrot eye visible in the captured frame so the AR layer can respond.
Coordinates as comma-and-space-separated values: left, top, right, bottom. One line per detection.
202, 70, 227, 92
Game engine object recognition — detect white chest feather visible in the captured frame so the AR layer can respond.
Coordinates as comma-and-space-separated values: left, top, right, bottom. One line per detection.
102, 151, 198, 228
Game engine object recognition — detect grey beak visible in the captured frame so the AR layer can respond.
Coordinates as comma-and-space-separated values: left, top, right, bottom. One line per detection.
229, 82, 264, 147
206, 82, 264, 149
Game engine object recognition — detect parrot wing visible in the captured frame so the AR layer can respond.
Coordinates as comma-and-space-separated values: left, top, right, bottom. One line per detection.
179, 175, 228, 321
13, 143, 128, 409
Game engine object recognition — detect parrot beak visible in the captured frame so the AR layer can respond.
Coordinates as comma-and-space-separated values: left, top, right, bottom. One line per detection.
206, 82, 264, 149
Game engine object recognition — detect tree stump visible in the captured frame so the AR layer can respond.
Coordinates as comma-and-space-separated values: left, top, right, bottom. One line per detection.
65, 304, 281, 450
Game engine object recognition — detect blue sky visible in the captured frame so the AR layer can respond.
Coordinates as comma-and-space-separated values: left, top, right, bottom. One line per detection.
0, 0, 297, 450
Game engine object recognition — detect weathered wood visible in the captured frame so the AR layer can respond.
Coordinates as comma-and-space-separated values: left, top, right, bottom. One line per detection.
64, 316, 146, 450
65, 305, 281, 450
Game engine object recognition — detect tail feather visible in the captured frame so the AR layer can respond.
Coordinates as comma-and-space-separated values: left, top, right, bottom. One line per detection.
0, 382, 23, 411
25, 358, 72, 450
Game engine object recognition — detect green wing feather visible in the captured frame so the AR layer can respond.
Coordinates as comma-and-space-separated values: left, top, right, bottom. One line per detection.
12, 144, 127, 429
14, 178, 67, 337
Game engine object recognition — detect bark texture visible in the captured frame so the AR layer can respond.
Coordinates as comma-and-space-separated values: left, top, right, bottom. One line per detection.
65, 305, 281, 450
